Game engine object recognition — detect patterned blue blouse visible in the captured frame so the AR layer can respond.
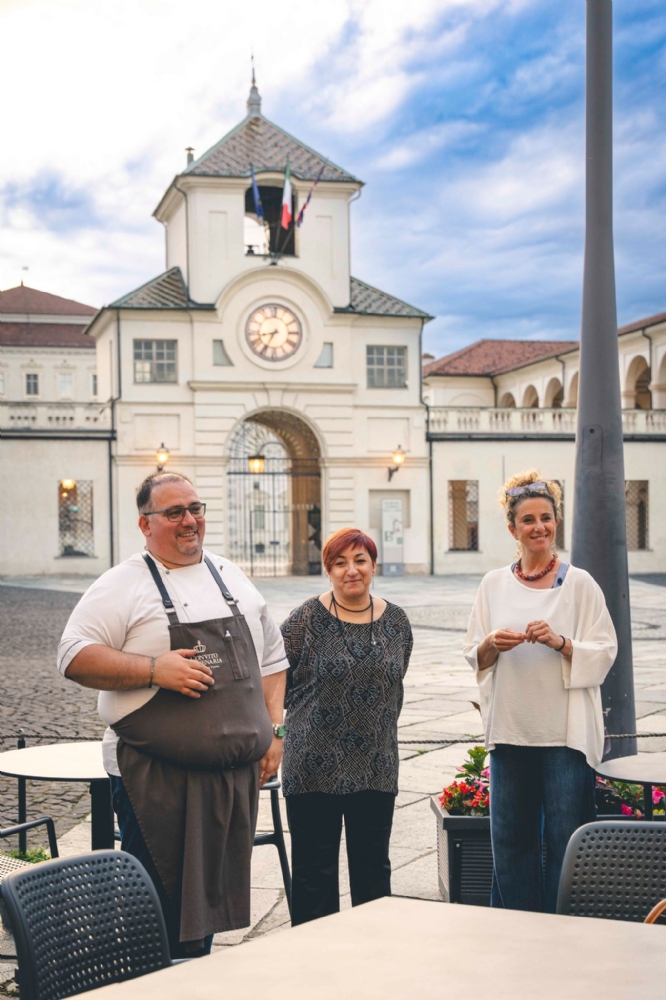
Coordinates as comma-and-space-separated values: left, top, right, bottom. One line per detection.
280, 597, 413, 796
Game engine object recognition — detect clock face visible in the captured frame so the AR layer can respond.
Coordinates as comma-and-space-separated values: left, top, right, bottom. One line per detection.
245, 304, 302, 361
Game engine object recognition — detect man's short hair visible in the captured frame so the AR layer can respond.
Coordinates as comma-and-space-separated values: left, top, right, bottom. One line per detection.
136, 472, 193, 513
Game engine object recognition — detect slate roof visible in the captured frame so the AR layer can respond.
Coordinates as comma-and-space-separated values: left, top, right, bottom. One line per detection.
110, 268, 215, 311
184, 114, 360, 184
0, 284, 96, 316
0, 322, 95, 349
338, 277, 432, 320
424, 339, 577, 377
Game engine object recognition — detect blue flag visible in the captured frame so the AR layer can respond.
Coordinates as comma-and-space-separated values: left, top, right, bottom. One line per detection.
250, 164, 264, 220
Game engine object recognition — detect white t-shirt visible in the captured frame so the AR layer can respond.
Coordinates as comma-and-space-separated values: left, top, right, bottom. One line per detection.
463, 564, 617, 767
57, 550, 288, 775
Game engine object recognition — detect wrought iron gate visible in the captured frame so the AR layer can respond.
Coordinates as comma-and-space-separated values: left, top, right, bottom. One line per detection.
227, 422, 321, 577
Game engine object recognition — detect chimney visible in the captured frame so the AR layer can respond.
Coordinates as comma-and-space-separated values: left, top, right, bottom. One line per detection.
185, 147, 194, 166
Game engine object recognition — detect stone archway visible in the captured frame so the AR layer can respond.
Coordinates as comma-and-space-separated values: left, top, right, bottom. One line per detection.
226, 410, 322, 577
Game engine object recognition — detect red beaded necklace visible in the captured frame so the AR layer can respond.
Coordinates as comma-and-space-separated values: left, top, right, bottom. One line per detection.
515, 554, 557, 581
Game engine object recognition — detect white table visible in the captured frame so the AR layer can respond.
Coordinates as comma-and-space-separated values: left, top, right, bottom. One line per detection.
596, 752, 666, 820
78, 896, 663, 1000
0, 742, 114, 850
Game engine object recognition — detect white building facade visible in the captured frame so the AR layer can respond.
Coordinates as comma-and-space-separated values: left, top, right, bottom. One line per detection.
424, 315, 666, 575
87, 82, 431, 576
2, 83, 665, 580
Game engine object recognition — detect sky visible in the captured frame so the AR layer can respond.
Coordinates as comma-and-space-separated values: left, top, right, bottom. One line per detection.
0, 0, 665, 359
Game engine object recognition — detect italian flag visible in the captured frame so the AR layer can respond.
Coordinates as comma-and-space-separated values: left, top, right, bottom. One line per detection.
281, 162, 292, 229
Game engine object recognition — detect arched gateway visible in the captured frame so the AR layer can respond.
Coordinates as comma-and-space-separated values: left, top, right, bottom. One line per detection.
226, 411, 322, 577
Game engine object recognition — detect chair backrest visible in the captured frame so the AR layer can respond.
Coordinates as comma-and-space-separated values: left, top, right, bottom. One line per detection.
0, 850, 171, 1000
557, 820, 666, 921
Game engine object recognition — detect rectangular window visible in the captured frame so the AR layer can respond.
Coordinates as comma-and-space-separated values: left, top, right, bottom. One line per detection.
314, 342, 334, 368
366, 346, 407, 388
58, 372, 73, 398
58, 479, 94, 557
626, 481, 649, 550
25, 373, 39, 396
213, 340, 233, 366
91, 373, 98, 397
448, 480, 479, 551
133, 340, 177, 383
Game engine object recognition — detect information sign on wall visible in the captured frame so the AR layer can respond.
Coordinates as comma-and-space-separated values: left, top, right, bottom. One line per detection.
381, 497, 404, 576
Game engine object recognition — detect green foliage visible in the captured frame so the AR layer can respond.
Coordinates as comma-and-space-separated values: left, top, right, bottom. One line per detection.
4, 846, 51, 863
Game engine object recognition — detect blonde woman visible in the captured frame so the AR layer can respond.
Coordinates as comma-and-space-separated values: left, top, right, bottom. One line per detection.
463, 470, 617, 912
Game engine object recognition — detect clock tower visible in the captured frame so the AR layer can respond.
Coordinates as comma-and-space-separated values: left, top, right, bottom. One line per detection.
88, 78, 432, 576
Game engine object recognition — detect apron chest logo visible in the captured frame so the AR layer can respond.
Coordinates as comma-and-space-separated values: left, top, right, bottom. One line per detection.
193, 639, 224, 668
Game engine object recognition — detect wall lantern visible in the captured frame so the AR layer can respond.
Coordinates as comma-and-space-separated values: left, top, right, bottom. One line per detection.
388, 446, 405, 482
248, 454, 265, 475
156, 443, 170, 472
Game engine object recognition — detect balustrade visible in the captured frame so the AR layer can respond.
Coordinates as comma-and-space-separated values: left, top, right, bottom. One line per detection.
427, 406, 666, 435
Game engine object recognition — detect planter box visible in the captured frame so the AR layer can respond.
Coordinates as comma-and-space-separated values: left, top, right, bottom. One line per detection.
430, 796, 493, 906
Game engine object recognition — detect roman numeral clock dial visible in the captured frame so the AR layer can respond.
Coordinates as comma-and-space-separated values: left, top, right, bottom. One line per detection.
245, 304, 302, 361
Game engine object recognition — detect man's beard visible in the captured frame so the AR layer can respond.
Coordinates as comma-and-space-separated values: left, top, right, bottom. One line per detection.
174, 526, 202, 554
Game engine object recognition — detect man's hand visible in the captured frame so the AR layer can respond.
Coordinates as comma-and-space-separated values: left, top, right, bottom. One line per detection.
259, 736, 283, 788
153, 649, 215, 698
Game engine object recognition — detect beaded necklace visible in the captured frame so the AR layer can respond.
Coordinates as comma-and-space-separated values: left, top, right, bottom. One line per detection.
515, 554, 557, 582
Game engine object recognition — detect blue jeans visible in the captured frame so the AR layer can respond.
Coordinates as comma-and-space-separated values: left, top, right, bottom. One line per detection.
489, 745, 595, 913
110, 775, 213, 959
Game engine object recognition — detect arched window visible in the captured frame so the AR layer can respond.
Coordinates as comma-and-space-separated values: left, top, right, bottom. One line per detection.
244, 185, 296, 257
499, 392, 516, 408
522, 385, 539, 408
544, 378, 564, 409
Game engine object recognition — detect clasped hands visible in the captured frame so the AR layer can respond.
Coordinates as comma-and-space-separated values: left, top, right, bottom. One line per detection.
488, 621, 562, 653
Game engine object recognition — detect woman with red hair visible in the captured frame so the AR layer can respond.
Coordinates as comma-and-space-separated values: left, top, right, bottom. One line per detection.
280, 527, 413, 926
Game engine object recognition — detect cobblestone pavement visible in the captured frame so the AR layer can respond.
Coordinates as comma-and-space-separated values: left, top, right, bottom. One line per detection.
0, 587, 103, 839
1, 571, 665, 959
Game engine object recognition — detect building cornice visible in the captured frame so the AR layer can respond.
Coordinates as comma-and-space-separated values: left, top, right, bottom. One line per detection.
188, 380, 356, 394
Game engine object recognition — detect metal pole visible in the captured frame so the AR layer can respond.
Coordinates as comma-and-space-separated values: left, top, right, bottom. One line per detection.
17, 733, 26, 855
572, 0, 636, 759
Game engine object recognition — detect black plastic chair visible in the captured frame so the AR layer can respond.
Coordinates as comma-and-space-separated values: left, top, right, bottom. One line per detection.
0, 817, 59, 861
557, 820, 666, 922
254, 776, 292, 914
1, 850, 173, 1000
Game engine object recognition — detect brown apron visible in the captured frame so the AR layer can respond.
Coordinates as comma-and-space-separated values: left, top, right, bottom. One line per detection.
113, 554, 273, 943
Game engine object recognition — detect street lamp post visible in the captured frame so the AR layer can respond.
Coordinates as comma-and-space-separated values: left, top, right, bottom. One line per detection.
571, 0, 636, 759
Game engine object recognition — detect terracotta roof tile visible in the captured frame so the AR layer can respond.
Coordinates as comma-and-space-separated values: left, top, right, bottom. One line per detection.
618, 310, 666, 336
184, 114, 359, 183
0, 322, 95, 349
0, 285, 96, 316
424, 339, 577, 377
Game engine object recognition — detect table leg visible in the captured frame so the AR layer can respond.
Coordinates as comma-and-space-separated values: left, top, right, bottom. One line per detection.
90, 779, 115, 850
644, 783, 654, 822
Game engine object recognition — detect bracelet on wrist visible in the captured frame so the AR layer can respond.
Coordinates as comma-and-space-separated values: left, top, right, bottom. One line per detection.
555, 635, 567, 653
148, 657, 156, 688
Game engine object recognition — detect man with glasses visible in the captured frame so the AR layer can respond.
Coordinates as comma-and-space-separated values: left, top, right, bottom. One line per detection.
58, 471, 287, 958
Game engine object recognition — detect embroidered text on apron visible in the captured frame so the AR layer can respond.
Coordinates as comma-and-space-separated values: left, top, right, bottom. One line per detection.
112, 555, 273, 943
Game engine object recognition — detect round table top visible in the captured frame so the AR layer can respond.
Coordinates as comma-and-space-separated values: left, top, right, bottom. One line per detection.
596, 752, 666, 785
0, 741, 107, 781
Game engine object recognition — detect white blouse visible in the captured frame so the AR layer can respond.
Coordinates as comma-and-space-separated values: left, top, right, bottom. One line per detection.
463, 565, 617, 767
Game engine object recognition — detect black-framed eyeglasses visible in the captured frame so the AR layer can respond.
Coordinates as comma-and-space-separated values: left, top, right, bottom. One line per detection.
505, 482, 548, 498
144, 503, 207, 522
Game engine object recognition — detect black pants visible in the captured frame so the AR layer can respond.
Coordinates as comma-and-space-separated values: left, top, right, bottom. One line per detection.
110, 775, 213, 959
286, 791, 395, 926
